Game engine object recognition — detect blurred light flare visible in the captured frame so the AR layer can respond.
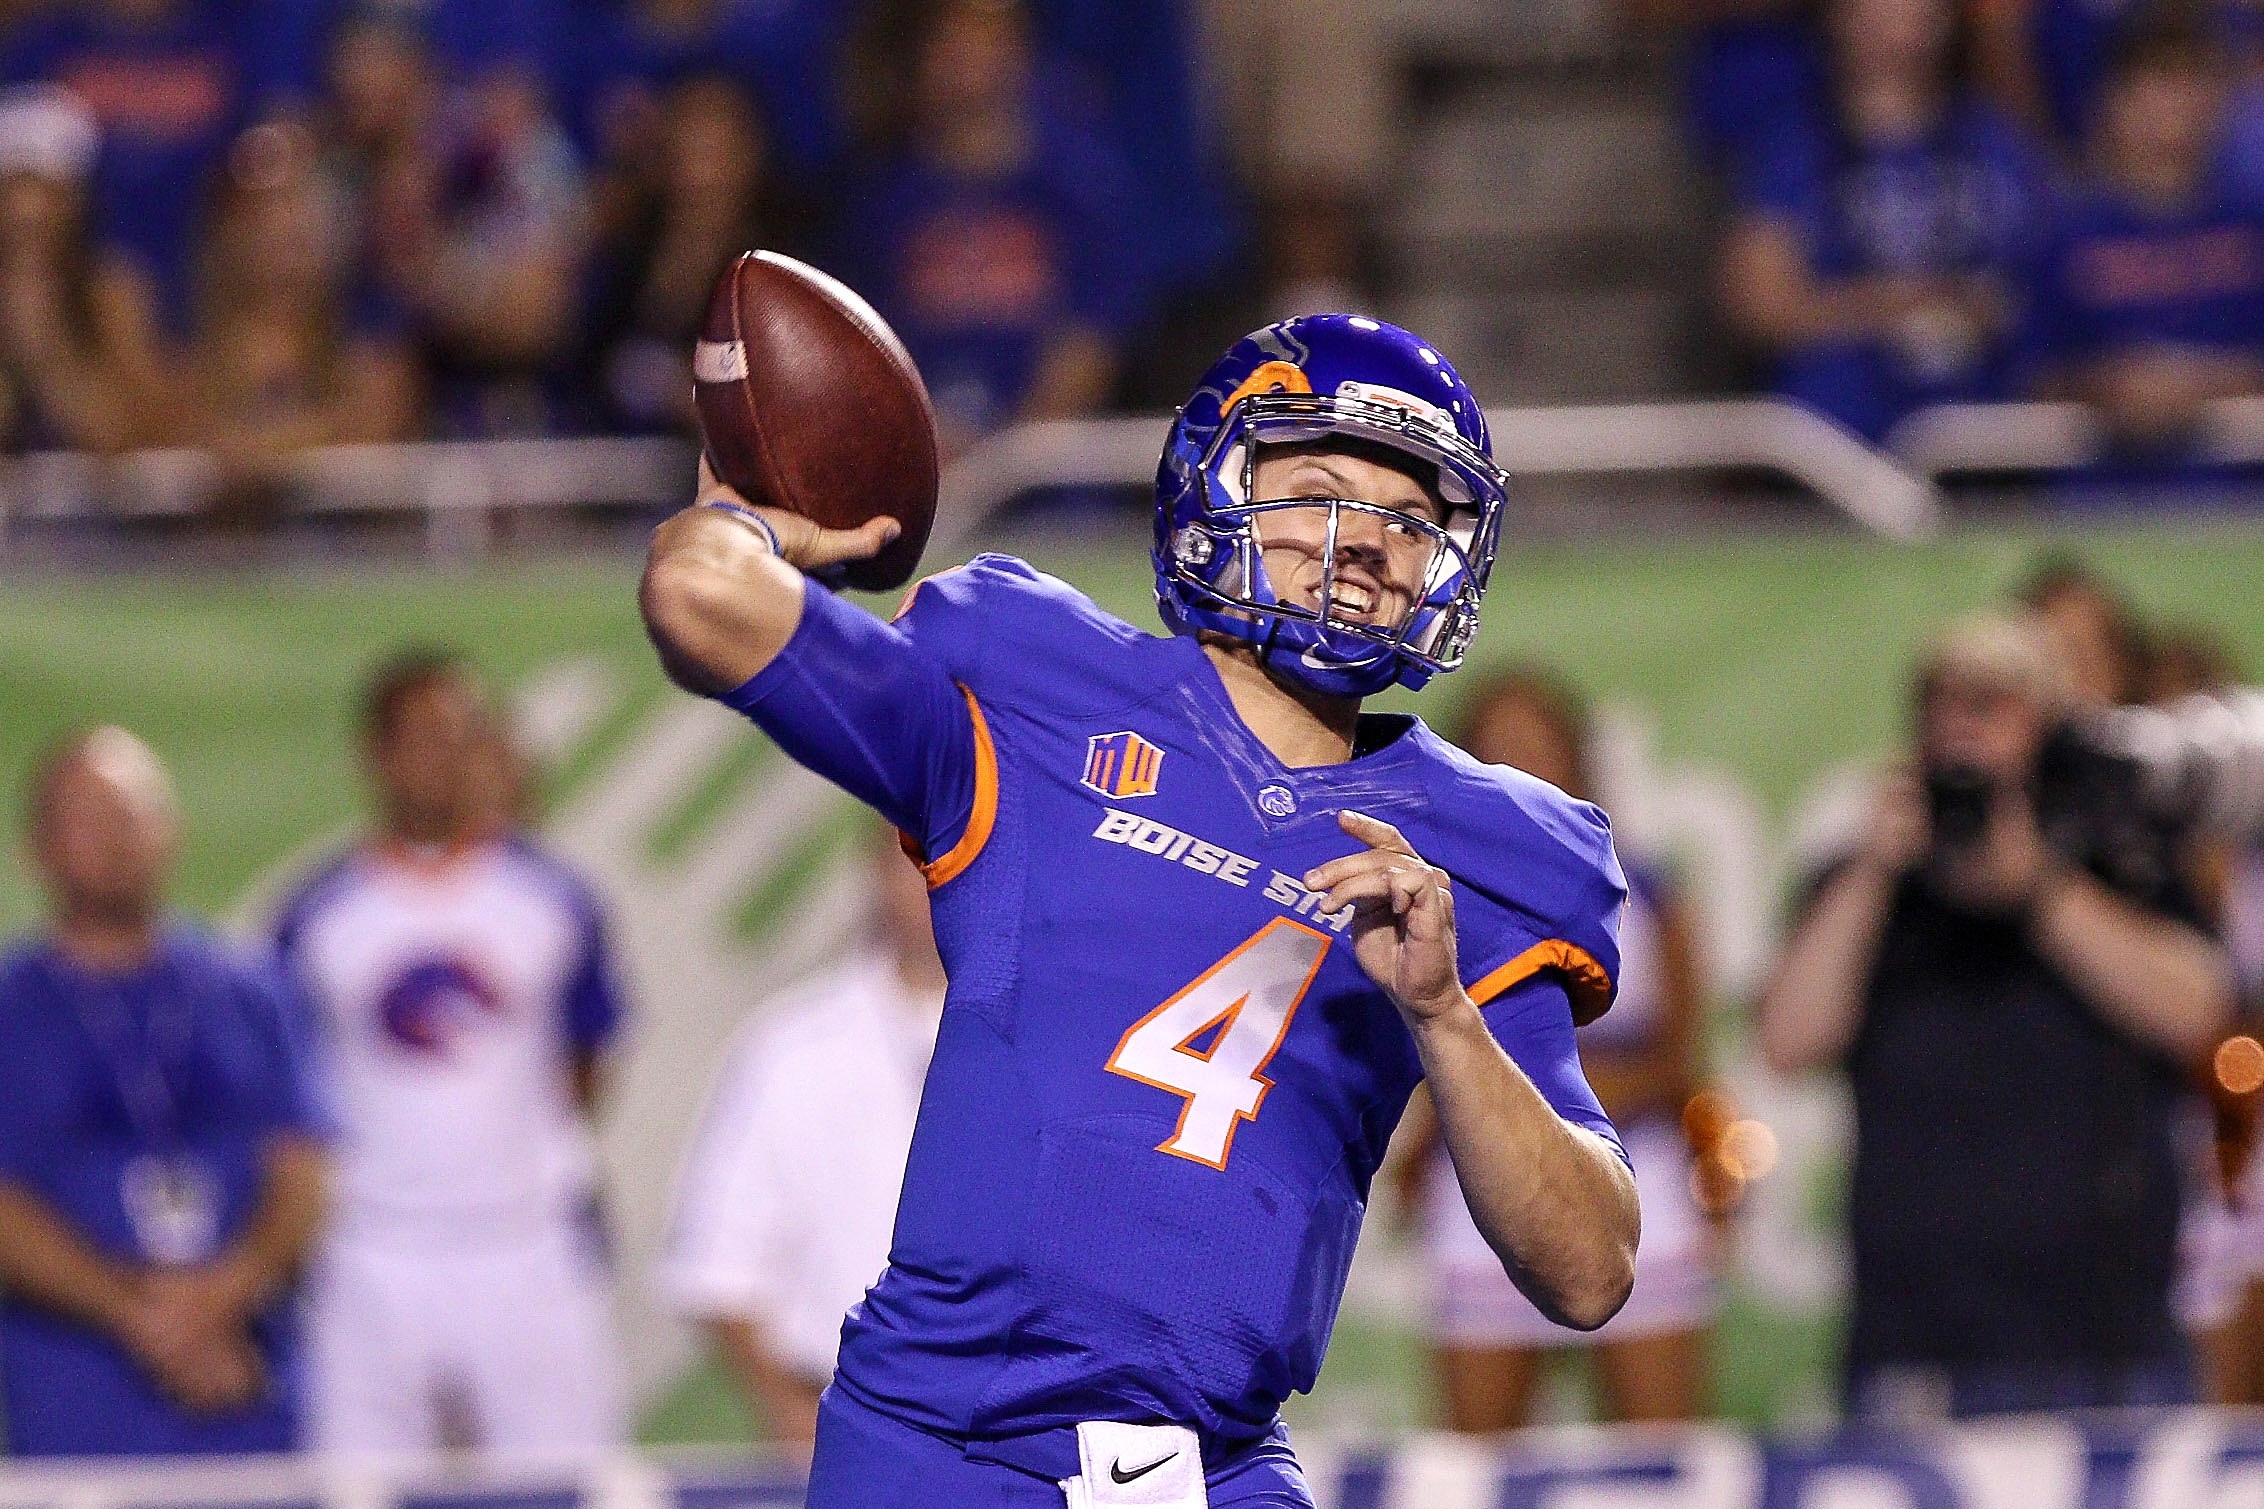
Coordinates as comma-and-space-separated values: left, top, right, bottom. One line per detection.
1683, 1090, 1776, 1216
2216, 1035, 2264, 1095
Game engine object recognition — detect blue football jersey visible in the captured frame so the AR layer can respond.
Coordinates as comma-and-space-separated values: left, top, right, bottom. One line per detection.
721, 554, 1626, 1479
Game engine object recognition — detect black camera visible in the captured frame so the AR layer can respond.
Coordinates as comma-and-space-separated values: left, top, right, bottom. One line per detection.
1924, 765, 1997, 850
1923, 724, 2190, 906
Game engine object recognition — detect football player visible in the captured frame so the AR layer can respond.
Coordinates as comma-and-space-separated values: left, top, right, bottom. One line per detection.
640, 315, 1639, 1509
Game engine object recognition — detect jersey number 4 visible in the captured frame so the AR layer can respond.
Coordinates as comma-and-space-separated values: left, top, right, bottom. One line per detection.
1104, 918, 1332, 1169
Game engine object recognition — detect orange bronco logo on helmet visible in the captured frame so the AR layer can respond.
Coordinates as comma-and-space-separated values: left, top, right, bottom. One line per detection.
1222, 361, 1313, 417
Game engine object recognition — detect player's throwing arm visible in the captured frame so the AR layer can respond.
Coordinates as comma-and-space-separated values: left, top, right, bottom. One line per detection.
641, 454, 902, 696
644, 251, 939, 696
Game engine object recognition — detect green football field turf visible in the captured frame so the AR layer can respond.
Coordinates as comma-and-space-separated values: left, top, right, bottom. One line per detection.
13, 520, 2264, 934
7, 516, 2264, 1439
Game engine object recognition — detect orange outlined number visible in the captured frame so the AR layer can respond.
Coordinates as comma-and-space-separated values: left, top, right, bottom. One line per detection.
1105, 918, 1331, 1169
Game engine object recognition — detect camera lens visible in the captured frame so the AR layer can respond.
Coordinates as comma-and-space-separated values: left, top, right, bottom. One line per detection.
1926, 766, 1996, 848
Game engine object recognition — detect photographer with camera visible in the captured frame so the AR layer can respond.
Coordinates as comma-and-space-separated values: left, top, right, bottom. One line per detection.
1760, 612, 2235, 1420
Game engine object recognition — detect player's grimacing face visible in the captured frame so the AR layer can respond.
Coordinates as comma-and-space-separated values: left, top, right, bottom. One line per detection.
1248, 447, 1444, 633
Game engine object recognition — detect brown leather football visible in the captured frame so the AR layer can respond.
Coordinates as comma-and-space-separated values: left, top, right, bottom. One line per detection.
693, 251, 938, 592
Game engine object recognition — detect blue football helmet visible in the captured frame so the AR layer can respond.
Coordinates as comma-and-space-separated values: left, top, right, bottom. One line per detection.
1153, 315, 1508, 699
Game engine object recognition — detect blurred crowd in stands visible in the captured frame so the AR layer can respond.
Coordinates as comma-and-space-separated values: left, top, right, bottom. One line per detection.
1688, 0, 2264, 466
0, 0, 1270, 487
10, 0, 2264, 493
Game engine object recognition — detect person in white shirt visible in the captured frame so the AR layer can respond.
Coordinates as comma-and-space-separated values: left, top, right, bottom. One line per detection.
274, 650, 629, 1454
657, 826, 946, 1442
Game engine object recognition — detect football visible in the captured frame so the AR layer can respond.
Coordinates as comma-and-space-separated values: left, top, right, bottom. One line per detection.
692, 250, 938, 592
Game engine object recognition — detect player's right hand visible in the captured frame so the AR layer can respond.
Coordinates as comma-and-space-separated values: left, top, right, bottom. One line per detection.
693, 453, 901, 574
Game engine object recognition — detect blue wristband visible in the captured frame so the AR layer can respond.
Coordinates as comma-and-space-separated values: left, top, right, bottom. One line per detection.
699, 499, 783, 555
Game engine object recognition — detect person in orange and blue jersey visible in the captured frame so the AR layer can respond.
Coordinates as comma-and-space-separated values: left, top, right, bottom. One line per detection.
640, 313, 1639, 1509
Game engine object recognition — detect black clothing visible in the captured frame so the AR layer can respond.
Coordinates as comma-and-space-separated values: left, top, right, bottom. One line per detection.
1839, 869, 2193, 1377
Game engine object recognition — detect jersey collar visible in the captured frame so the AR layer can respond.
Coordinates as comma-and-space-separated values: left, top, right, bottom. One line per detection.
1172, 635, 1431, 832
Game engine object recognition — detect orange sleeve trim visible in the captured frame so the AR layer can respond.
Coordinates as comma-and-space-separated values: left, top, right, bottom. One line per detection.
1467, 939, 1616, 1027
920, 685, 996, 889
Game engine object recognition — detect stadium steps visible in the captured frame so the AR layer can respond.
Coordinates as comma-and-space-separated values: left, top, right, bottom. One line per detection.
1374, 6, 1712, 403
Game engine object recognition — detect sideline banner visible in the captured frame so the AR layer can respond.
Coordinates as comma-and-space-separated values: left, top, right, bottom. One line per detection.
5, 1411, 2264, 1509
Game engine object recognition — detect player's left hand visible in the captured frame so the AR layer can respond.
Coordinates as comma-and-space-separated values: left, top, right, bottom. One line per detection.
1304, 811, 1468, 1027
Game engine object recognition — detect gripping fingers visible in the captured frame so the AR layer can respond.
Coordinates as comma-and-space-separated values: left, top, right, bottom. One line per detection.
802, 514, 904, 569
691, 455, 901, 571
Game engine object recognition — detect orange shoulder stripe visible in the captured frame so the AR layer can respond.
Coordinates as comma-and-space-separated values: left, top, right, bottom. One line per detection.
891, 562, 975, 623
920, 685, 996, 889
1466, 939, 1616, 1027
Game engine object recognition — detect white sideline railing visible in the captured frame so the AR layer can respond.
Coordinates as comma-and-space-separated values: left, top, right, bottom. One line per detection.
1890, 393, 2264, 477
0, 398, 1946, 556
932, 402, 1944, 545
0, 438, 700, 558
1485, 399, 1940, 539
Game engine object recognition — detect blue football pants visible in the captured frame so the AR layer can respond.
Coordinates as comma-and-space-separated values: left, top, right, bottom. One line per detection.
805, 1385, 1317, 1508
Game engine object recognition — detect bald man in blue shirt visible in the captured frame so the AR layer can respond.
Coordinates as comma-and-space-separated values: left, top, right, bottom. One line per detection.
0, 728, 325, 1455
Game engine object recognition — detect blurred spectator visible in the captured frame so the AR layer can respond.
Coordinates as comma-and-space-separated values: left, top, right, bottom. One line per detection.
1631, 0, 1828, 176
578, 72, 780, 435
2123, 622, 2264, 1405
297, 0, 574, 94
658, 825, 945, 1443
2144, 620, 2241, 703
0, 0, 316, 332
371, 65, 589, 437
2019, 555, 2148, 705
1396, 671, 1717, 1428
1968, 0, 2153, 147
0, 83, 165, 451
1201, 0, 1379, 316
1759, 613, 2234, 1419
0, 727, 325, 1454
2218, 0, 2264, 205
312, 7, 441, 276
176, 120, 417, 502
273, 651, 629, 1453
836, 0, 1145, 458
565, 0, 849, 180
2205, 790, 2264, 1401
1026, 0, 1237, 299
2097, 619, 2264, 1408
1717, 0, 2041, 440
2020, 19, 2264, 467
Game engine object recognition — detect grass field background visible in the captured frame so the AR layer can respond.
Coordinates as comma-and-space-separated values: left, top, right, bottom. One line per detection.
8, 518, 2264, 1439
